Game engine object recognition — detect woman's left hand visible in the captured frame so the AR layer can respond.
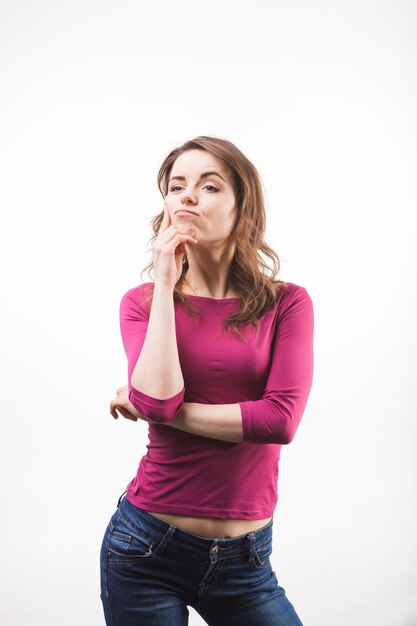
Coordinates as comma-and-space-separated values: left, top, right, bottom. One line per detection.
110, 385, 149, 422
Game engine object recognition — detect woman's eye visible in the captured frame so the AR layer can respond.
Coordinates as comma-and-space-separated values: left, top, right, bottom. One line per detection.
168, 184, 220, 193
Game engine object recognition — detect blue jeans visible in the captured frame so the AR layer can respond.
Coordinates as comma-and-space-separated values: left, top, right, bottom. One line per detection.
100, 493, 304, 625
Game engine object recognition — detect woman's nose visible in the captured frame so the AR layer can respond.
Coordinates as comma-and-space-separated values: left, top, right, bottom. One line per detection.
180, 192, 197, 206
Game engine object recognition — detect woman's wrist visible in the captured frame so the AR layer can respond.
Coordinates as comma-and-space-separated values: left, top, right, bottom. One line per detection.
164, 402, 242, 443
167, 402, 188, 429
153, 281, 174, 298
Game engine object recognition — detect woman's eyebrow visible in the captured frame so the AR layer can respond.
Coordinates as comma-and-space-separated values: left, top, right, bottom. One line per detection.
168, 171, 227, 184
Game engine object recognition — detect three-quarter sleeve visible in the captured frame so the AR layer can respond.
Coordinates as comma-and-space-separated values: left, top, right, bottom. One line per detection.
119, 288, 184, 422
238, 286, 314, 444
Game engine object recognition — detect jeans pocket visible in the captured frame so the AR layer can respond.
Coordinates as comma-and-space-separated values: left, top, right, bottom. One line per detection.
249, 539, 273, 569
107, 514, 154, 562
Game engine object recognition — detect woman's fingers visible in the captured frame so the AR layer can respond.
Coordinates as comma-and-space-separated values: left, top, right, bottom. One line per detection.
110, 402, 118, 419
118, 407, 138, 422
158, 203, 171, 235
152, 203, 198, 288
110, 401, 138, 422
154, 231, 198, 253
110, 397, 124, 418
110, 387, 145, 422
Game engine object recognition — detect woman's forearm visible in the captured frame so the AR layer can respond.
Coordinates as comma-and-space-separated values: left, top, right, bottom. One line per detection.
131, 285, 184, 399
168, 402, 243, 444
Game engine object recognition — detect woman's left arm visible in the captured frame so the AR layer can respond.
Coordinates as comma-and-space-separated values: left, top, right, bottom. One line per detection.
169, 402, 243, 443
109, 388, 242, 443
170, 285, 314, 445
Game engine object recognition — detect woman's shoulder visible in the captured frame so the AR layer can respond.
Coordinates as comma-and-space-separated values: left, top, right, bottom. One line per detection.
122, 281, 154, 297
273, 278, 312, 306
120, 282, 155, 315
277, 280, 311, 298
274, 280, 313, 317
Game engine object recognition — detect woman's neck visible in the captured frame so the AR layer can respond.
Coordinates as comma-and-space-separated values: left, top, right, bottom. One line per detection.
181, 275, 237, 299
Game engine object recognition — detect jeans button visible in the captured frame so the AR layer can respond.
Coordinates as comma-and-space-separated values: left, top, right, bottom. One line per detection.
211, 545, 219, 554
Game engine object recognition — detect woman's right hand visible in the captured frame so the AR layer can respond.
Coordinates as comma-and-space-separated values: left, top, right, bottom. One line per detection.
152, 202, 198, 290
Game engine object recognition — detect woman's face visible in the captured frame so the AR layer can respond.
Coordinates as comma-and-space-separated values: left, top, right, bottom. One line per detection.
164, 149, 237, 245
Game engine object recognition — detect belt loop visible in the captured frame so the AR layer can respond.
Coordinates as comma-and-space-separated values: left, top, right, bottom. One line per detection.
153, 524, 177, 556
247, 532, 257, 561
117, 490, 126, 508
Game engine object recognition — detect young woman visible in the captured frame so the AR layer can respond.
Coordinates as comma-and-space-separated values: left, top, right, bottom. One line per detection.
100, 135, 314, 625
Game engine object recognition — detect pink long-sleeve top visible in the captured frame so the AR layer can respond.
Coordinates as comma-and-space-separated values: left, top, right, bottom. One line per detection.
120, 281, 314, 519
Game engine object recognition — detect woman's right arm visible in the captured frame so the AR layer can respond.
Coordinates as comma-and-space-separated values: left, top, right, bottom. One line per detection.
131, 283, 184, 401
121, 203, 198, 423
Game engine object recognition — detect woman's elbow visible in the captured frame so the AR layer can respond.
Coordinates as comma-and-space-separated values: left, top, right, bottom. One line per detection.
279, 425, 296, 445
267, 416, 299, 445
128, 387, 184, 423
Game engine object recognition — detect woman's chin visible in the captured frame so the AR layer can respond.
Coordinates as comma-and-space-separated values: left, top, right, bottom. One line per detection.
175, 222, 198, 239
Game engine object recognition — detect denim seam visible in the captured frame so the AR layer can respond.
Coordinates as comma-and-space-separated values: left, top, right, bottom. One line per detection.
115, 506, 179, 557
103, 528, 116, 626
107, 548, 153, 562
107, 527, 154, 561
111, 531, 131, 544
152, 524, 177, 556
117, 509, 157, 546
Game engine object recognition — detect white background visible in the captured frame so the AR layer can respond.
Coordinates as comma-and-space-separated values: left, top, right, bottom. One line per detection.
1, 1, 416, 624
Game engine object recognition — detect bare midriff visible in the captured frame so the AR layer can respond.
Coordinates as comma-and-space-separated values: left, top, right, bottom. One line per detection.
145, 511, 273, 538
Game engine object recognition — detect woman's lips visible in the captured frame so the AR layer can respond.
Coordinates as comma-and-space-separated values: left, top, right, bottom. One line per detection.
175, 210, 198, 216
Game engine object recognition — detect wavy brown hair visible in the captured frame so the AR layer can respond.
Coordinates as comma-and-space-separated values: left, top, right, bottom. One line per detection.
140, 135, 288, 342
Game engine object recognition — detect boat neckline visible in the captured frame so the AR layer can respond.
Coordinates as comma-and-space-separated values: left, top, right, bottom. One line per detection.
182, 293, 240, 302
